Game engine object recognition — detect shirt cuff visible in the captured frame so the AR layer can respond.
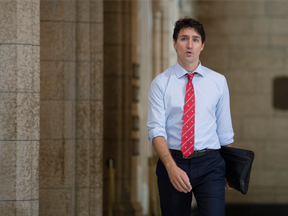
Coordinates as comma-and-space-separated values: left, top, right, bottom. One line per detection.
218, 132, 234, 146
148, 128, 167, 144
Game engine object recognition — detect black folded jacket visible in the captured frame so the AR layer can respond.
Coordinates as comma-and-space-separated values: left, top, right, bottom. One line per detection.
219, 146, 255, 195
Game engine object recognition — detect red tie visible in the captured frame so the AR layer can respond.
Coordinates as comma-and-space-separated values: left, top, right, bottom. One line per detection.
181, 73, 196, 158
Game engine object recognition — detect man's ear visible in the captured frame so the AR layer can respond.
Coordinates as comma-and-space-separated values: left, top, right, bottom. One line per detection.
173, 40, 177, 50
201, 42, 205, 51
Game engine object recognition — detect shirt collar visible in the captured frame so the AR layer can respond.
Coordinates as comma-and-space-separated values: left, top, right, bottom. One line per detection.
175, 61, 205, 78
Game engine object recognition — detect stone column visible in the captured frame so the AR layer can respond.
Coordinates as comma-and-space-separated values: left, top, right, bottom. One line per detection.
40, 0, 103, 215
75, 0, 103, 215
152, 1, 170, 77
0, 0, 40, 214
103, 1, 142, 215
137, 0, 154, 214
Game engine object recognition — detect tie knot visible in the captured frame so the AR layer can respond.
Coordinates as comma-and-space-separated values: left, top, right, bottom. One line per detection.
185, 73, 196, 81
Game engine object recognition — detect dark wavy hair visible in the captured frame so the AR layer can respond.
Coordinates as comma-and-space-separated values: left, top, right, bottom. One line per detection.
173, 17, 206, 44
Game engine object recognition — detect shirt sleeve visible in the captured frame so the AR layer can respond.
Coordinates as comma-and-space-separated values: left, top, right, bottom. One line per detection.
215, 77, 234, 145
147, 78, 167, 143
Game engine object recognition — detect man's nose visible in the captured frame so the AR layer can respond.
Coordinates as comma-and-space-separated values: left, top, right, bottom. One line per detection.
187, 39, 193, 48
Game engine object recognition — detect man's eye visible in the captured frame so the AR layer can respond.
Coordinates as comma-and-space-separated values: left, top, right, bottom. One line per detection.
181, 38, 186, 41
193, 39, 199, 42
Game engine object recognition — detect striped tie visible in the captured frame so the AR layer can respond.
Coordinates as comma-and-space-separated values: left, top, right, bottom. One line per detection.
181, 73, 196, 158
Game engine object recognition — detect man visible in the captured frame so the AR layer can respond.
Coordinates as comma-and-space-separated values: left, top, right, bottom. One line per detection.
147, 18, 234, 216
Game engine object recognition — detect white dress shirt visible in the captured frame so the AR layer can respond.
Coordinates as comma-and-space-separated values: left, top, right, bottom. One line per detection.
147, 61, 234, 150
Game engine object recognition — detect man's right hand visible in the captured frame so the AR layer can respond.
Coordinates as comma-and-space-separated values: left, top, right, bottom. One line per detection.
152, 136, 192, 193
166, 164, 192, 193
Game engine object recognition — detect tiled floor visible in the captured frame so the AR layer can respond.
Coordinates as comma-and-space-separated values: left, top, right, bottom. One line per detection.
191, 204, 288, 216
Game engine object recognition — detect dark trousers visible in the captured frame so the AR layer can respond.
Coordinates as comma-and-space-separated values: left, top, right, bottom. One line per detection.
156, 151, 226, 216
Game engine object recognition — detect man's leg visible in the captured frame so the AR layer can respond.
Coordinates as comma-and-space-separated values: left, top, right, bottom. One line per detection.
191, 152, 226, 216
156, 157, 192, 216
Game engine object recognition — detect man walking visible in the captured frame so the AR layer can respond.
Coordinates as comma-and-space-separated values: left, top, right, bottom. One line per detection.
147, 18, 234, 216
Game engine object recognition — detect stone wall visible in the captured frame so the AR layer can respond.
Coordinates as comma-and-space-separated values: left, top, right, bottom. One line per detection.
40, 0, 103, 215
195, 0, 288, 203
0, 0, 40, 214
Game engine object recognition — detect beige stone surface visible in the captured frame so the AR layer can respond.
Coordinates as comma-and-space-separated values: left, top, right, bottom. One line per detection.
17, 1, 34, 45
41, 61, 65, 100
229, 48, 284, 70
265, 141, 288, 170
17, 46, 34, 92
32, 46, 41, 92
32, 1, 40, 46
103, 45, 123, 76
40, 0, 64, 21
198, 0, 288, 204
225, 72, 255, 93
252, 18, 288, 34
39, 21, 75, 61
89, 139, 103, 188
0, 93, 17, 140
39, 139, 75, 187
90, 1, 103, 23
17, 93, 40, 140
76, 23, 90, 61
231, 94, 273, 116
38, 0, 103, 214
265, 1, 288, 16
76, 188, 89, 215
90, 61, 103, 101
76, 0, 90, 22
0, 201, 38, 216
40, 0, 76, 22
89, 188, 103, 216
104, 13, 123, 45
76, 139, 89, 187
270, 117, 288, 139
206, 35, 269, 47
40, 22, 64, 60
255, 71, 283, 94
0, 1, 17, 43
201, 18, 251, 35
41, 61, 76, 100
0, 141, 39, 201
201, 47, 228, 71
104, 0, 123, 13
196, 1, 225, 18
63, 23, 76, 61
76, 101, 90, 139
271, 36, 288, 47
0, 45, 17, 92
76, 62, 90, 100
64, 62, 76, 100
250, 170, 288, 188
40, 100, 75, 139
242, 117, 273, 139
91, 23, 104, 55
0, 141, 17, 200
15, 142, 32, 199
39, 189, 72, 216
224, 1, 264, 17
90, 101, 103, 139
0, 202, 15, 216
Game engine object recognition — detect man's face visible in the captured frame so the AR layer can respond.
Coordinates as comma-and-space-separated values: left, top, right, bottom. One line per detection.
173, 28, 204, 69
